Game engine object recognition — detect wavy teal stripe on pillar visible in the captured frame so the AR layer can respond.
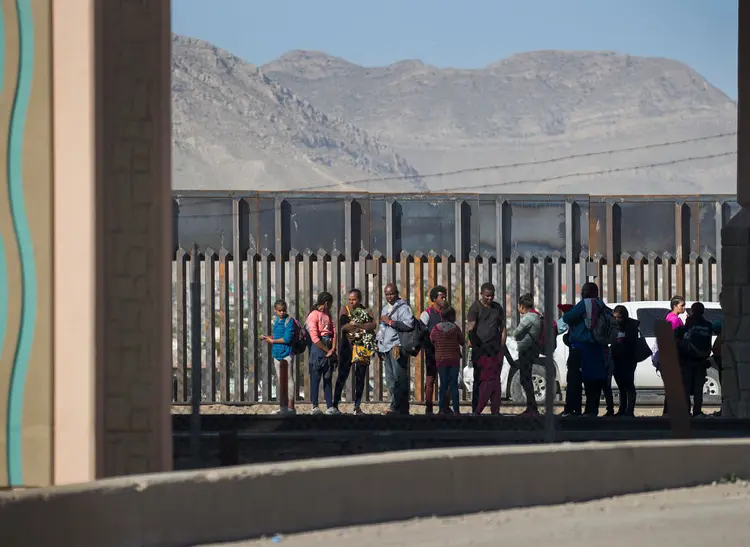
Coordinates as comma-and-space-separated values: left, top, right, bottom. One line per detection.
6, 0, 36, 486
0, 4, 7, 426
0, 1, 7, 396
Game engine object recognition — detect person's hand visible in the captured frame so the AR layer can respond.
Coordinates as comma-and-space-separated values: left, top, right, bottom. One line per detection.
264, 337, 274, 345
326, 349, 336, 359
260, 335, 269, 342
380, 316, 390, 324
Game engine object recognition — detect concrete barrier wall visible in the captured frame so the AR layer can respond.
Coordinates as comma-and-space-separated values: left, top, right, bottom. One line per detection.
2, 439, 750, 547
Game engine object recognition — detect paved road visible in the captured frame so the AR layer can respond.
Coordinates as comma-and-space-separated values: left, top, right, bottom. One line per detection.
202, 483, 750, 547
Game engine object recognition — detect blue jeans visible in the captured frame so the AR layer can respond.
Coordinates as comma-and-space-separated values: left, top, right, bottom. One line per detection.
438, 365, 460, 413
309, 339, 334, 409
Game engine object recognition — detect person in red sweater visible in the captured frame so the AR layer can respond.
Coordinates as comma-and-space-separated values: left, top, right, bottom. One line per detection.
470, 331, 502, 415
429, 306, 464, 415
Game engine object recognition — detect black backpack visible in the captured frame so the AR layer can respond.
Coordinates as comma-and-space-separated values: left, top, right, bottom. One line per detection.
389, 302, 427, 357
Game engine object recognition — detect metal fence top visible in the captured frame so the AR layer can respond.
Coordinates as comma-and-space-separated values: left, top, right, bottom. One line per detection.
172, 190, 737, 203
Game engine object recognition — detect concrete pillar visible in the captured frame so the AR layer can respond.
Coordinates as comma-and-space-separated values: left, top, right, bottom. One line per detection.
720, 1, 750, 418
92, 0, 172, 480
0, 0, 172, 487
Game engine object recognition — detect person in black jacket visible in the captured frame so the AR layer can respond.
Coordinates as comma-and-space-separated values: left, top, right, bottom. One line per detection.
611, 305, 639, 417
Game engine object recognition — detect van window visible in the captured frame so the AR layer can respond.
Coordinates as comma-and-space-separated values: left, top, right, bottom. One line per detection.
636, 308, 671, 337
703, 309, 723, 325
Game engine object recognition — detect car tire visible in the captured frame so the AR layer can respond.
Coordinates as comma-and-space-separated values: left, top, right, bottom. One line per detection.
509, 364, 552, 405
703, 367, 722, 403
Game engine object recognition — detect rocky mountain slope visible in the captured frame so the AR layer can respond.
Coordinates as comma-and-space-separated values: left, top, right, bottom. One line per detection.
263, 50, 738, 194
172, 35, 425, 192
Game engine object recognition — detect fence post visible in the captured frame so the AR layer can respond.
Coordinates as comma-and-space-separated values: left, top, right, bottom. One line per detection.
174, 248, 188, 403
204, 248, 217, 402
543, 258, 556, 443
218, 248, 231, 401
190, 244, 202, 466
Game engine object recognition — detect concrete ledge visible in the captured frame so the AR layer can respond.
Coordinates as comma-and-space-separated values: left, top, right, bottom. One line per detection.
2, 439, 750, 547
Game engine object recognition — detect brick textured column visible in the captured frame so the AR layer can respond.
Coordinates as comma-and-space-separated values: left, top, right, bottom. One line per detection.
95, 0, 172, 476
721, 1, 750, 418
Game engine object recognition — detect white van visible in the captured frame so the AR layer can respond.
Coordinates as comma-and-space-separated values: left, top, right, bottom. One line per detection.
463, 300, 722, 406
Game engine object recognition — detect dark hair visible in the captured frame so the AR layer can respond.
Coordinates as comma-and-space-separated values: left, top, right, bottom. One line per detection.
581, 282, 599, 299
440, 305, 456, 323
670, 295, 685, 311
690, 301, 705, 316
430, 285, 447, 302
480, 282, 495, 294
274, 299, 287, 311
348, 288, 363, 301
613, 305, 628, 319
518, 293, 534, 310
315, 291, 333, 309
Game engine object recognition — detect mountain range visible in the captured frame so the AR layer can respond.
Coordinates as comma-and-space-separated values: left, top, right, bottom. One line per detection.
172, 34, 737, 195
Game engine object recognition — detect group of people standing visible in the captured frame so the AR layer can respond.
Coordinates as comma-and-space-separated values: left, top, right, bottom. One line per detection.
262, 281, 521, 416
262, 279, 720, 418
656, 294, 720, 418
559, 282, 643, 417
559, 286, 720, 418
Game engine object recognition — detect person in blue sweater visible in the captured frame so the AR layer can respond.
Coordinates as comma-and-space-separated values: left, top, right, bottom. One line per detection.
562, 282, 609, 417
261, 299, 297, 415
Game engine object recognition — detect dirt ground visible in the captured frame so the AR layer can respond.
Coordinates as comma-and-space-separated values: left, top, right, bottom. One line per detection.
203, 482, 750, 547
171, 402, 720, 417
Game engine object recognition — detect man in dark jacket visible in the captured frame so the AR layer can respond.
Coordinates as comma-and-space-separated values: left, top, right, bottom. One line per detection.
678, 301, 713, 417
612, 305, 640, 417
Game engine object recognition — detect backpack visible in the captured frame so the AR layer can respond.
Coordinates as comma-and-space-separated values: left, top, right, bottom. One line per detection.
683, 319, 712, 360
389, 302, 427, 357
587, 299, 619, 346
275, 316, 309, 355
400, 318, 428, 357
528, 309, 557, 354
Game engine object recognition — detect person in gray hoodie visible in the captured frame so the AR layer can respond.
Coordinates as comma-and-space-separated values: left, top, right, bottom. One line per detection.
512, 293, 543, 416
376, 283, 414, 415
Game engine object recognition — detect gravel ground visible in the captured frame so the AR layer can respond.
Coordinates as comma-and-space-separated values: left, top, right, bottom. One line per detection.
201, 482, 750, 547
171, 402, 719, 417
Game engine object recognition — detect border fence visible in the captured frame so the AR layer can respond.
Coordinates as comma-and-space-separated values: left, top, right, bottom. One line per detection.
171, 192, 737, 405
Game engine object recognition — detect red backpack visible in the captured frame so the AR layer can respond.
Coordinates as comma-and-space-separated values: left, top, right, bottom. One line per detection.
529, 309, 557, 354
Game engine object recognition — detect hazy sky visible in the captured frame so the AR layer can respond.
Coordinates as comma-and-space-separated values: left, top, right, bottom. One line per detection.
173, 0, 738, 98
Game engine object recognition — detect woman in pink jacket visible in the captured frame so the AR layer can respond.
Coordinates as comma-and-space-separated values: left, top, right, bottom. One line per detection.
306, 292, 337, 415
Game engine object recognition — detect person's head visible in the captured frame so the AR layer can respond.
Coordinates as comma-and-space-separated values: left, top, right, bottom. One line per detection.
690, 301, 705, 317
274, 299, 288, 319
480, 283, 495, 306
670, 295, 686, 314
517, 293, 535, 315
384, 283, 399, 305
581, 282, 599, 299
347, 288, 363, 308
315, 291, 333, 312
613, 304, 628, 325
440, 305, 456, 323
429, 285, 448, 309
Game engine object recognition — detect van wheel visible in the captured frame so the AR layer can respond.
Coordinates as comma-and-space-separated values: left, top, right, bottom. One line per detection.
510, 364, 551, 405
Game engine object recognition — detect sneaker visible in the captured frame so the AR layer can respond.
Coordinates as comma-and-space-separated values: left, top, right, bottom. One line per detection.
560, 410, 581, 418
353, 407, 365, 415
310, 407, 323, 416
325, 407, 341, 416
274, 408, 296, 416
604, 409, 615, 417
520, 408, 540, 418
